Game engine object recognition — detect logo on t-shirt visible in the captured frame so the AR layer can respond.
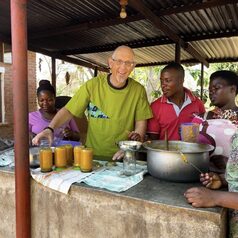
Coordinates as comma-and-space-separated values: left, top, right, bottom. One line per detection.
87, 102, 109, 119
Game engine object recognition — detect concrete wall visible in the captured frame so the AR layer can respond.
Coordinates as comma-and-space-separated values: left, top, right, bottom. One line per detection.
0, 51, 37, 139
0, 170, 227, 238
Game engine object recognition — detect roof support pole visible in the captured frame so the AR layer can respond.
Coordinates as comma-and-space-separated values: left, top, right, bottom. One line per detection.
51, 57, 56, 89
200, 63, 204, 100
94, 67, 98, 77
10, 0, 31, 237
0, 42, 4, 62
175, 42, 181, 64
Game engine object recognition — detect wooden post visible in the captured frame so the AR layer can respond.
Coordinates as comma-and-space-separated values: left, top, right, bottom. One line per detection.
0, 42, 4, 62
175, 42, 181, 64
200, 63, 204, 100
51, 57, 56, 90
94, 66, 98, 77
10, 0, 31, 237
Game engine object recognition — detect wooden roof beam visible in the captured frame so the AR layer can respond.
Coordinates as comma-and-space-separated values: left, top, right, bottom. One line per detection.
60, 37, 173, 55
29, 46, 109, 73
129, 0, 209, 67
60, 29, 238, 55
29, 14, 143, 40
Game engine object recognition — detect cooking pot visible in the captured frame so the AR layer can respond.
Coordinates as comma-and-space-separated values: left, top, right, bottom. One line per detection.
143, 140, 214, 182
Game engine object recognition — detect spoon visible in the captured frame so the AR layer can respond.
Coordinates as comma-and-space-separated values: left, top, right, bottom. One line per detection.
180, 151, 203, 174
165, 130, 169, 150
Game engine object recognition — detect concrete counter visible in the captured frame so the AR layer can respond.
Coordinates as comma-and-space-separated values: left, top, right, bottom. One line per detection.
0, 168, 227, 238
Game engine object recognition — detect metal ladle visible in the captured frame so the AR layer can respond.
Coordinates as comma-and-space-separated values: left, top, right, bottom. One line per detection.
180, 151, 203, 174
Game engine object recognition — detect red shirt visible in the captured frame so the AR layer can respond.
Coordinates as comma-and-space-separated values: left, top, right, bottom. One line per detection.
147, 88, 205, 140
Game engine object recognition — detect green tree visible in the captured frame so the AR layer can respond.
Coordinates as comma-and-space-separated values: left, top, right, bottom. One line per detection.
210, 62, 238, 73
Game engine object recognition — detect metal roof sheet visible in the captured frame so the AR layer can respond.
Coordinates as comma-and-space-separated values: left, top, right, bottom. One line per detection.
0, 0, 238, 69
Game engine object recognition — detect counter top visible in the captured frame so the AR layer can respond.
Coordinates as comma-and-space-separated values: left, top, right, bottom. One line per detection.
0, 166, 226, 238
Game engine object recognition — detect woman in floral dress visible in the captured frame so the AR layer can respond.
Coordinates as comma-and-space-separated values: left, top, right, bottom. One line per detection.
185, 70, 238, 237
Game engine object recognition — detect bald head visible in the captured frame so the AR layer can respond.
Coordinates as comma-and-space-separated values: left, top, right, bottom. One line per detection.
112, 45, 135, 61
108, 45, 135, 88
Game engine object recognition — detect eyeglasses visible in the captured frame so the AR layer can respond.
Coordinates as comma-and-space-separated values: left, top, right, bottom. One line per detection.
112, 58, 135, 68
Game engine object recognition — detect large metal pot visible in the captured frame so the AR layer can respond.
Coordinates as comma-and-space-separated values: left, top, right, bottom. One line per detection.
143, 140, 214, 182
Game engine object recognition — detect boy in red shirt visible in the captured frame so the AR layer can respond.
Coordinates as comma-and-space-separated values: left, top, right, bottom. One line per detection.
147, 62, 205, 140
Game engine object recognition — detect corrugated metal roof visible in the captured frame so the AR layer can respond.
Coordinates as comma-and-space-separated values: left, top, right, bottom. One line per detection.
78, 44, 192, 67
0, 0, 238, 69
191, 37, 238, 60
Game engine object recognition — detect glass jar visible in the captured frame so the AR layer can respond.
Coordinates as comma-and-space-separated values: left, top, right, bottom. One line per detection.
123, 151, 136, 176
180, 123, 199, 143
73, 145, 85, 168
40, 147, 53, 173
54, 146, 67, 170
64, 144, 73, 166
80, 148, 93, 172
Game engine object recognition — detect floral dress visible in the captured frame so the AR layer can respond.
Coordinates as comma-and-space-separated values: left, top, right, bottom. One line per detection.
211, 108, 238, 237
211, 108, 238, 127
226, 132, 238, 238
195, 107, 238, 237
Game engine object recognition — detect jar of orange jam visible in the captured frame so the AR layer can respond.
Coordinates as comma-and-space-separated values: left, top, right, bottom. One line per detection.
64, 144, 73, 166
73, 145, 85, 168
80, 148, 93, 172
40, 147, 53, 172
54, 146, 67, 169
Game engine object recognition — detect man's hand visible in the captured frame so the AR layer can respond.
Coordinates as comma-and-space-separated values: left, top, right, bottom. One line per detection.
112, 150, 124, 161
128, 131, 141, 141
32, 129, 54, 146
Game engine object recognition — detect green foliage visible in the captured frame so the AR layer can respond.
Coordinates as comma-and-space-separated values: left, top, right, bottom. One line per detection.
151, 90, 162, 99
187, 67, 209, 88
132, 66, 163, 102
210, 62, 238, 73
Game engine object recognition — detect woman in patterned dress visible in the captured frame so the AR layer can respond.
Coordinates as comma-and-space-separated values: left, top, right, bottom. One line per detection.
185, 70, 238, 237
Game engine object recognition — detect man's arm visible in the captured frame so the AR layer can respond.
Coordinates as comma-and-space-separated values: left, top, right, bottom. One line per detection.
113, 120, 147, 160
32, 107, 74, 146
128, 120, 147, 142
49, 107, 73, 129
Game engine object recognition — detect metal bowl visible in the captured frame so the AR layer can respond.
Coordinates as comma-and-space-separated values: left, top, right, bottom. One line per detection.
143, 140, 214, 182
117, 141, 142, 151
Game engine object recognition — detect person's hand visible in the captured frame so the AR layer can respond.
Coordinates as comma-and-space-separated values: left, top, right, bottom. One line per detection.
184, 187, 217, 208
32, 129, 53, 146
128, 131, 141, 141
62, 127, 74, 139
112, 150, 124, 161
29, 132, 36, 146
200, 172, 222, 190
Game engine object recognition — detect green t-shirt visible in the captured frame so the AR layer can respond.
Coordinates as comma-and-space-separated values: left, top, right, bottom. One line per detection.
65, 74, 152, 160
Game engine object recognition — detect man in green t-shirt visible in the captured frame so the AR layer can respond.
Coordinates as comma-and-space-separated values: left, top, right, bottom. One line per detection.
33, 45, 152, 160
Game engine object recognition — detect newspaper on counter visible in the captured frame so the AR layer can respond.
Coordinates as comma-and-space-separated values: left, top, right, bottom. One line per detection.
31, 168, 93, 194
